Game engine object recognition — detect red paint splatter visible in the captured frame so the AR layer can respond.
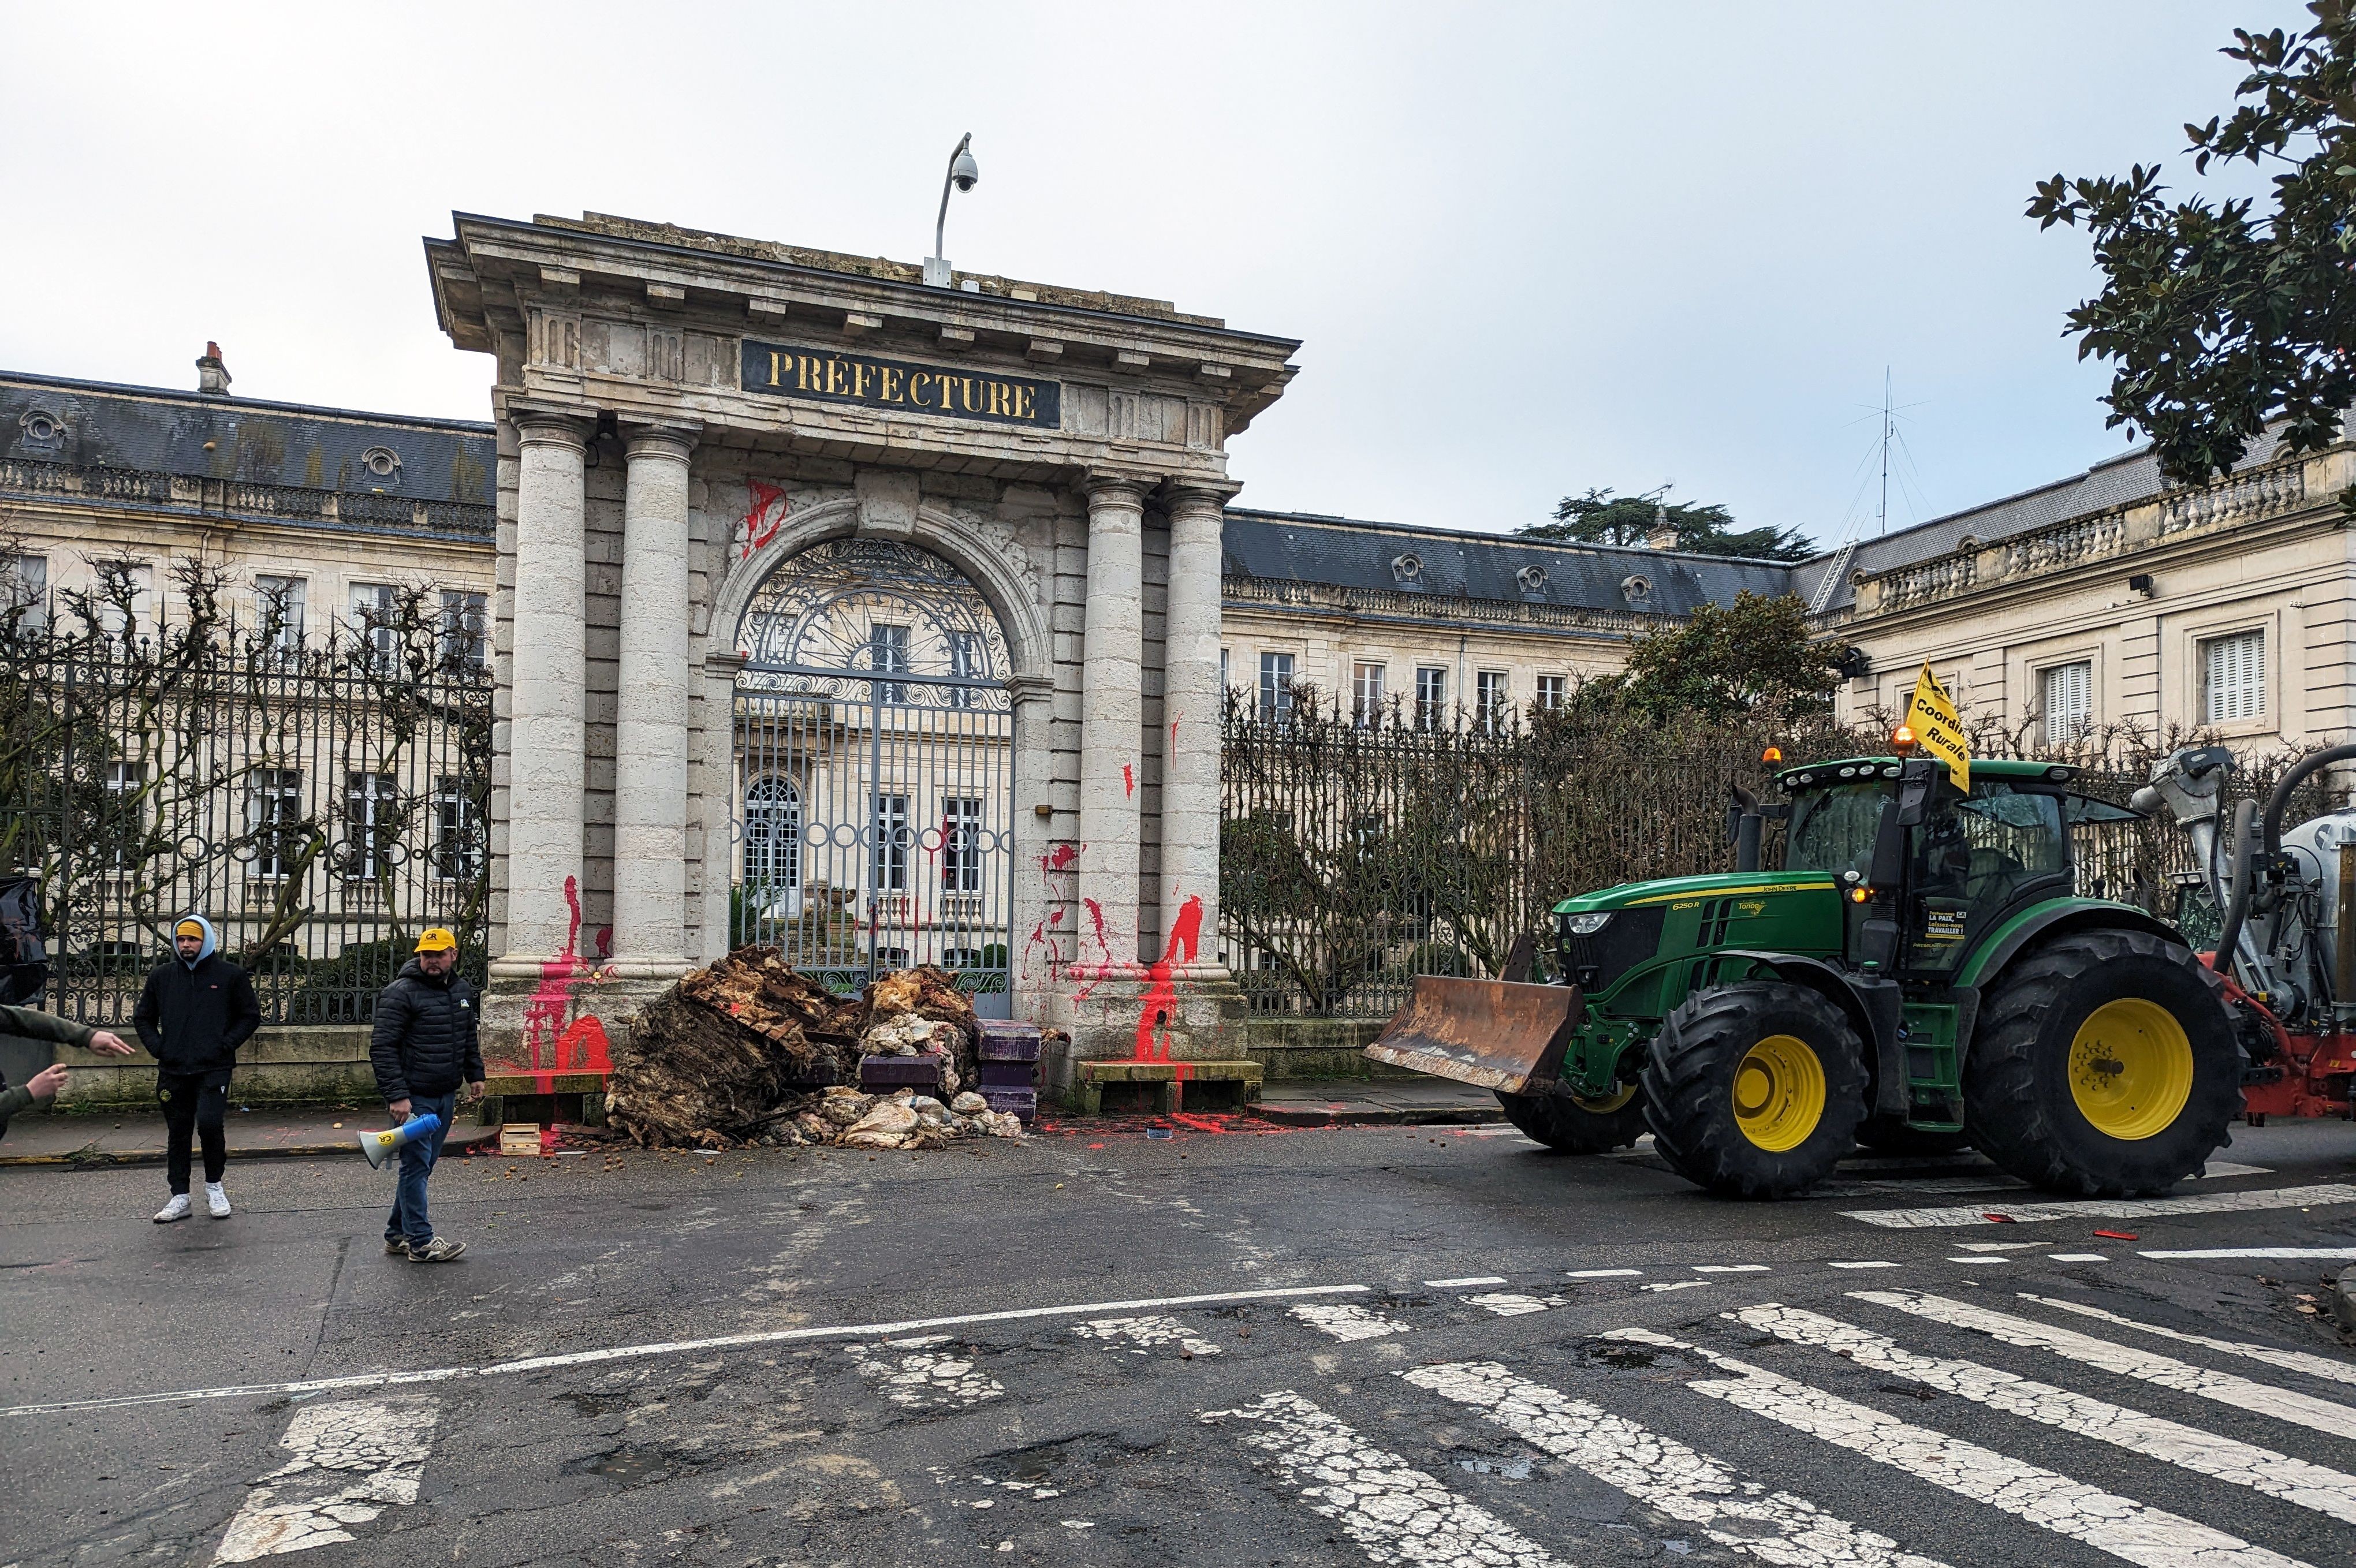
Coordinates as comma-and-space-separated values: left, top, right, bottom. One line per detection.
1132, 894, 1204, 1061
1083, 898, 1110, 955
554, 1014, 612, 1072
594, 925, 613, 961
1123, 763, 1135, 798
1049, 908, 1065, 925
740, 480, 790, 561
519, 876, 587, 1068
1039, 842, 1080, 874
1170, 713, 1180, 746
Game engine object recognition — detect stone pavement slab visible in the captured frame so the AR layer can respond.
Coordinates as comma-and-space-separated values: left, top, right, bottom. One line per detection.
0, 1106, 499, 1167
1247, 1076, 1506, 1127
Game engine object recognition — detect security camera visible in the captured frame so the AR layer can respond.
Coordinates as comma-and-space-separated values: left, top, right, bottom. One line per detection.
951, 148, 979, 192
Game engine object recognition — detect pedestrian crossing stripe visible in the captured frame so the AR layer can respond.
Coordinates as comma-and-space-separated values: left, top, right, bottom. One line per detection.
1733, 1302, 2356, 1524
1606, 1327, 2310, 1568
2017, 1293, 2356, 1389
1839, 1181, 2356, 1229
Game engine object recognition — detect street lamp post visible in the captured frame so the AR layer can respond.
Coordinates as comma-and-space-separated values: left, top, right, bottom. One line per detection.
923, 133, 979, 288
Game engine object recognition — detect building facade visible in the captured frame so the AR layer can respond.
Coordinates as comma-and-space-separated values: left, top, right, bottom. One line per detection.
8, 212, 2351, 1074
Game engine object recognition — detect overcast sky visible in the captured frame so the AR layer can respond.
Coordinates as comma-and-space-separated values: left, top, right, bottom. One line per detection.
0, 2, 2306, 553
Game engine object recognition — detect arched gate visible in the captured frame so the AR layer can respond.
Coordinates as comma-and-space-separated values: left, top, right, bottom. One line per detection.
731, 537, 1015, 1013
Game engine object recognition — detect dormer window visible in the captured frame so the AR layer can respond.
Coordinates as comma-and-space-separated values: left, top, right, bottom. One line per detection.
1391, 552, 1423, 586
1516, 564, 1548, 594
360, 446, 402, 481
1620, 574, 1653, 606
18, 409, 64, 449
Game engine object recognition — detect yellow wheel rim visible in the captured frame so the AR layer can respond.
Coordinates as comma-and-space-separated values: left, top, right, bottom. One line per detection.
1575, 1082, 1638, 1114
2068, 998, 2194, 1140
1732, 1033, 1826, 1152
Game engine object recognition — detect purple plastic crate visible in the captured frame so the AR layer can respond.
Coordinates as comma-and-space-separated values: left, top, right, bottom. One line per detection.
859, 1052, 945, 1089
975, 1021, 1042, 1062
978, 1059, 1036, 1089
979, 1085, 1037, 1124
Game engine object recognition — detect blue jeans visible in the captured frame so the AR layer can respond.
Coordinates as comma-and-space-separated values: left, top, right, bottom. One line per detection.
386, 1091, 456, 1248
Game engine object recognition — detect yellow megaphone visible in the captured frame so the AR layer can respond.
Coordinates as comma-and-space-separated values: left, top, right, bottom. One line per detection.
359, 1112, 443, 1169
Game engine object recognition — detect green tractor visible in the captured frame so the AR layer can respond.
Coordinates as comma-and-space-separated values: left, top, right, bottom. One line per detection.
1367, 752, 2242, 1199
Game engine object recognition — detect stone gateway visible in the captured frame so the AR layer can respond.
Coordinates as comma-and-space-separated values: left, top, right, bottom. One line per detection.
424, 212, 1300, 1091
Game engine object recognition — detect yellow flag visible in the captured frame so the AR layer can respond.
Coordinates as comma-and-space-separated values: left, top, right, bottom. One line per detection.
1904, 662, 1970, 791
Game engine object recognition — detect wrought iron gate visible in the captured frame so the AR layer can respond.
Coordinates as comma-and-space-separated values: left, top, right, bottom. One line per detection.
731, 538, 1014, 1013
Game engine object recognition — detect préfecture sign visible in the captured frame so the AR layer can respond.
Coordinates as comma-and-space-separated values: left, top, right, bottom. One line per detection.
1904, 662, 1970, 791
741, 339, 1061, 429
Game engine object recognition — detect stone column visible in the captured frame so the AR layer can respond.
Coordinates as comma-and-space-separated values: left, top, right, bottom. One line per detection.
498, 412, 591, 962
1079, 476, 1147, 971
1162, 483, 1232, 974
612, 423, 699, 972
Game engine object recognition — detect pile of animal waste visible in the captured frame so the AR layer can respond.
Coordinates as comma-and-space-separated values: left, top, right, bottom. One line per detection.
605, 946, 1026, 1149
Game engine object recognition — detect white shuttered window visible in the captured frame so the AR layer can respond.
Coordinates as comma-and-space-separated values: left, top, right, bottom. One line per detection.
2202, 629, 2266, 724
2040, 660, 2092, 745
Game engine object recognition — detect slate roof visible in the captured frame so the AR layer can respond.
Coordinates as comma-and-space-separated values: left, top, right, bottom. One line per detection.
0, 370, 496, 506
1222, 509, 1796, 617
1789, 428, 2293, 614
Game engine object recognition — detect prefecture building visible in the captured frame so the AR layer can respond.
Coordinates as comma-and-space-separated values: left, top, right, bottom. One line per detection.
5, 211, 2350, 1082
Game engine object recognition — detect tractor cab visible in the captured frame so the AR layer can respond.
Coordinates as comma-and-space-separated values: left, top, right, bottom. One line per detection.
1775, 756, 2136, 977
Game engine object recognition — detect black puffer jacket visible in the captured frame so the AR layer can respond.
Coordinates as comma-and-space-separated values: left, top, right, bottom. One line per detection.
369, 960, 484, 1102
133, 955, 261, 1080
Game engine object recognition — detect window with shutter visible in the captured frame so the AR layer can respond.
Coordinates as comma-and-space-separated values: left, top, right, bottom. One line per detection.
2201, 630, 2265, 724
2040, 660, 2092, 745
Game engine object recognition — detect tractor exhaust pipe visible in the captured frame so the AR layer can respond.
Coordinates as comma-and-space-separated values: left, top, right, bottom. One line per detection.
1729, 785, 1763, 873
2262, 743, 2356, 856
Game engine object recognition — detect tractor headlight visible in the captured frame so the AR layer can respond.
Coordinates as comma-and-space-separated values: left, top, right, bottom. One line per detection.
1563, 912, 1614, 936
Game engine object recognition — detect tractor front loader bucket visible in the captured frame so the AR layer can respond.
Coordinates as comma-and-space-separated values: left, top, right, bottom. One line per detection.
1363, 976, 1585, 1095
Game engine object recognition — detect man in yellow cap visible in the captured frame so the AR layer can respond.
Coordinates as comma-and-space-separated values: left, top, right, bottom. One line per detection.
368, 927, 483, 1261
133, 914, 260, 1222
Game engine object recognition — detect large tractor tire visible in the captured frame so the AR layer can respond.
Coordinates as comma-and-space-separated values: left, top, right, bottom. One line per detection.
1641, 981, 1869, 1199
1854, 1117, 1974, 1158
1494, 1081, 1649, 1153
1966, 929, 2238, 1197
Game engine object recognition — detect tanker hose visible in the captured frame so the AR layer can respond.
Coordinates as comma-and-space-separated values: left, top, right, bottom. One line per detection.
2262, 742, 2356, 855
2215, 797, 2259, 979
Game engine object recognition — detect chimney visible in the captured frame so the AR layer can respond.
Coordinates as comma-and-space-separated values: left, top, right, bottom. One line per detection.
1644, 503, 1679, 551
196, 342, 232, 396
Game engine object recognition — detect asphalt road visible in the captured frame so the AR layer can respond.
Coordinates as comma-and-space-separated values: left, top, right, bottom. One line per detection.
4, 1112, 2355, 1568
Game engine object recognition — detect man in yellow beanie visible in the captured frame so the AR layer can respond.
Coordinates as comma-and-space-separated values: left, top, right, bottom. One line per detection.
368, 928, 483, 1261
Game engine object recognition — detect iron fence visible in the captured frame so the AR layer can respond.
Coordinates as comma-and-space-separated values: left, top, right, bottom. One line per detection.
1218, 693, 2338, 1018
1, 595, 492, 1026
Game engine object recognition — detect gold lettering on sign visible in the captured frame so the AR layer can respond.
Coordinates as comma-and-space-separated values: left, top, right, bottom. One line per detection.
767, 350, 785, 388
1014, 384, 1035, 419
851, 361, 873, 399
743, 339, 1055, 427
825, 359, 847, 397
911, 371, 931, 409
796, 355, 822, 393
879, 365, 904, 403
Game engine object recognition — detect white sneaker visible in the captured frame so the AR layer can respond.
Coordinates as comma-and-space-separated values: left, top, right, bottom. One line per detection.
154, 1194, 191, 1223
204, 1182, 232, 1219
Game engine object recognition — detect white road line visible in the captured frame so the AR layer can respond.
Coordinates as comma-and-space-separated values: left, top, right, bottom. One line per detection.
211, 1398, 438, 1563
2195, 1162, 2275, 1178
0, 1282, 1370, 1419
1403, 1360, 1950, 1568
2139, 1248, 2356, 1260
1565, 1268, 1643, 1279
1694, 1264, 1771, 1274
1607, 1328, 2310, 1568
1955, 1242, 2038, 1252
1828, 1261, 1903, 1270
1291, 1302, 1413, 1342
1203, 1390, 1572, 1568
1857, 1291, 2356, 1442
1425, 1276, 1508, 1287
1839, 1181, 2356, 1229
2018, 1294, 2356, 1390
1735, 1304, 2356, 1526
1071, 1315, 1222, 1357
2046, 1253, 2109, 1263
1643, 1280, 1712, 1293
1464, 1292, 1565, 1317
1946, 1256, 2011, 1265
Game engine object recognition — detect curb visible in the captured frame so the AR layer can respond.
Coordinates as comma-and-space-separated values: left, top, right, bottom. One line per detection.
0, 1125, 502, 1170
1246, 1103, 1507, 1129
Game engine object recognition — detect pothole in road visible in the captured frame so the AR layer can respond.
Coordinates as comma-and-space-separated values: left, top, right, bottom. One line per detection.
565, 1443, 706, 1484
1580, 1340, 1657, 1371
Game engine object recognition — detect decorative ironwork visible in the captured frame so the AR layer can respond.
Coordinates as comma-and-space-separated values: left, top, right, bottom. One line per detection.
2, 588, 492, 1026
730, 537, 1015, 1009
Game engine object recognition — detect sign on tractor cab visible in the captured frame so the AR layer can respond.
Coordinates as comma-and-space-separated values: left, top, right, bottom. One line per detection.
1904, 663, 1971, 791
